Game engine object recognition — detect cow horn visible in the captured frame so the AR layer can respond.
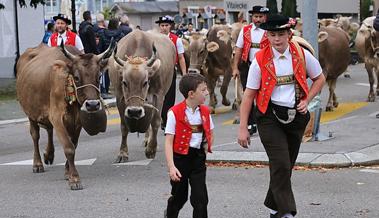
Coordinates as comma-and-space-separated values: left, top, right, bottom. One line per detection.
98, 37, 115, 60
60, 41, 76, 60
113, 46, 126, 67
146, 44, 157, 66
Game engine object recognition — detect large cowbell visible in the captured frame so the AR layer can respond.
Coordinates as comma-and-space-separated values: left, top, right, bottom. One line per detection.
79, 104, 107, 136
125, 104, 159, 133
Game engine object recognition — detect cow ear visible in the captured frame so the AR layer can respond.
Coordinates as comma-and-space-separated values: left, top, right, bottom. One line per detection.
147, 59, 161, 78
52, 60, 71, 74
318, 31, 328, 43
206, 41, 219, 52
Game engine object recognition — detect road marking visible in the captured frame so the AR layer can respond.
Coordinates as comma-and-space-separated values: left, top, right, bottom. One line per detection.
320, 102, 368, 123
0, 159, 33, 165
0, 118, 28, 126
56, 158, 97, 166
355, 83, 377, 88
112, 159, 153, 166
360, 169, 379, 174
0, 158, 97, 166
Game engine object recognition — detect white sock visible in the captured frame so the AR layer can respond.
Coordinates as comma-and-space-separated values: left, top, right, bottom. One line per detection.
281, 213, 294, 218
269, 209, 278, 215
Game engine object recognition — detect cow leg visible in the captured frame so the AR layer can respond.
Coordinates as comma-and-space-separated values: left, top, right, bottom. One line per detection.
64, 125, 81, 180
52, 118, 82, 190
29, 119, 44, 173
331, 79, 339, 108
366, 64, 376, 102
220, 69, 232, 107
325, 80, 335, 111
375, 68, 379, 96
207, 76, 217, 114
43, 127, 55, 165
116, 101, 129, 163
145, 96, 164, 158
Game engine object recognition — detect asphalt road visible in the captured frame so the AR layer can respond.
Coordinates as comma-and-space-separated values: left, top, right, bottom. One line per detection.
0, 63, 378, 217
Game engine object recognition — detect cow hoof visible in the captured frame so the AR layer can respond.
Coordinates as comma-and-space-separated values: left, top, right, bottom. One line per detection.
43, 152, 54, 165
69, 181, 83, 190
344, 74, 351, 78
145, 149, 156, 159
376, 90, 379, 96
232, 102, 238, 110
209, 107, 216, 114
222, 98, 231, 106
333, 102, 339, 108
33, 165, 44, 173
325, 106, 333, 111
115, 155, 129, 163
367, 95, 376, 102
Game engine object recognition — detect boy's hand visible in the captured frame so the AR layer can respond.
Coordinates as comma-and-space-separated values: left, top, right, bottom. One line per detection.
169, 166, 182, 182
238, 127, 250, 148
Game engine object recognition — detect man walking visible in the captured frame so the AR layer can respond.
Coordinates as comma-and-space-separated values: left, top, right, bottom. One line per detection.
79, 11, 98, 54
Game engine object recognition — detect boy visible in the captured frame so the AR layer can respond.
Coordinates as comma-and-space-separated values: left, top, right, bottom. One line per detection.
164, 73, 214, 218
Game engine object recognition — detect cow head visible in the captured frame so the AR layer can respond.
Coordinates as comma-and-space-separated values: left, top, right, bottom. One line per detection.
113, 45, 161, 120
188, 33, 209, 74
60, 41, 115, 135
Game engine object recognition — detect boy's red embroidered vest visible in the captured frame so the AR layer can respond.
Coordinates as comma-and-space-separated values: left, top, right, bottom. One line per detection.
241, 24, 268, 62
169, 32, 179, 63
255, 41, 309, 113
170, 101, 212, 155
50, 30, 77, 47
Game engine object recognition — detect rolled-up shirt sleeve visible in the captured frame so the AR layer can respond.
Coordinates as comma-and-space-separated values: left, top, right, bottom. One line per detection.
235, 29, 244, 49
176, 38, 185, 54
304, 49, 322, 79
246, 58, 261, 90
165, 110, 176, 135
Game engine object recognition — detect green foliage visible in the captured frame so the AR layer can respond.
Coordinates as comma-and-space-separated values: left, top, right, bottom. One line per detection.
101, 7, 113, 20
0, 0, 45, 10
360, 0, 373, 22
281, 0, 298, 17
266, 0, 278, 14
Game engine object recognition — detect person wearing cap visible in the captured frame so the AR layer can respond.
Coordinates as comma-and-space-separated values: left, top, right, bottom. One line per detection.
232, 5, 269, 136
237, 14, 325, 218
156, 15, 187, 131
48, 13, 84, 53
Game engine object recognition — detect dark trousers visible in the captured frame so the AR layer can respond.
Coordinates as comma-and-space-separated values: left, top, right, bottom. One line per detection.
161, 71, 177, 126
100, 71, 110, 93
166, 148, 208, 218
255, 104, 310, 217
239, 61, 255, 126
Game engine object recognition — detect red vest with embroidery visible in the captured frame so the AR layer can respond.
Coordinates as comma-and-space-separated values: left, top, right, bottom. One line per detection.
169, 32, 179, 63
241, 24, 268, 62
255, 41, 309, 114
50, 30, 77, 47
170, 101, 212, 155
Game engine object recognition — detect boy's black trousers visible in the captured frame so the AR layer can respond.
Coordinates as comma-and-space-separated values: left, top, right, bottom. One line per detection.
166, 147, 208, 218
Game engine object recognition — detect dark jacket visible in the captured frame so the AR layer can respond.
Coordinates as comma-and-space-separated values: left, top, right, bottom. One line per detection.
100, 28, 125, 52
79, 21, 98, 54
119, 24, 132, 36
374, 12, 379, 31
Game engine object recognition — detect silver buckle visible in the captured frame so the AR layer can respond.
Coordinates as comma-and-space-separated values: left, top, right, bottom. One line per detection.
272, 108, 296, 124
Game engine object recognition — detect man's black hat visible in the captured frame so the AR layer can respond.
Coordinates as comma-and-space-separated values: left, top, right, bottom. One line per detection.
248, 6, 269, 14
155, 15, 174, 24
53, 13, 71, 25
260, 14, 291, 31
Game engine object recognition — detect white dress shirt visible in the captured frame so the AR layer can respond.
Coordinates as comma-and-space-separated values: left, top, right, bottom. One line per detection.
165, 106, 214, 149
47, 31, 84, 52
246, 46, 322, 108
236, 24, 266, 62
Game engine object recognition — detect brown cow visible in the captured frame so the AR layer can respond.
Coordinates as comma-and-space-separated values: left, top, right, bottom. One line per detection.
16, 42, 114, 190
187, 25, 233, 113
109, 30, 176, 162
318, 26, 351, 111
355, 16, 379, 101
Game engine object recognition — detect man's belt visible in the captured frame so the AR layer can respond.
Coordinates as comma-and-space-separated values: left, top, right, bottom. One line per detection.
191, 125, 203, 133
250, 43, 260, 49
276, 74, 295, 86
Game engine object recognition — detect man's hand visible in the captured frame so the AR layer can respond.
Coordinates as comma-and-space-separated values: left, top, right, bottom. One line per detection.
297, 99, 308, 114
232, 68, 240, 79
169, 166, 182, 182
238, 127, 250, 148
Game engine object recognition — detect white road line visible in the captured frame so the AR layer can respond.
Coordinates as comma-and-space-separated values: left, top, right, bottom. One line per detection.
0, 118, 28, 126
360, 169, 379, 174
321, 115, 358, 125
355, 83, 377, 88
113, 159, 153, 166
369, 111, 379, 117
56, 158, 97, 166
0, 159, 33, 165
213, 137, 260, 149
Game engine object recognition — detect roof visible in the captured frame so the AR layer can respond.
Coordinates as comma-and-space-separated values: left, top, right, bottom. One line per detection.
111, 2, 179, 14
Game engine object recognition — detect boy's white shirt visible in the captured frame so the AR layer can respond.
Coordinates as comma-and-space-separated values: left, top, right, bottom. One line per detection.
165, 105, 214, 149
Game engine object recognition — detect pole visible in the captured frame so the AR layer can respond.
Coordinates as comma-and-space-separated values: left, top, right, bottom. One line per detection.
71, 0, 76, 32
14, 0, 20, 60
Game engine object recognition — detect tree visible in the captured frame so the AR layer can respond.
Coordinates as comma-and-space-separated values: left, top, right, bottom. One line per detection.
281, 0, 298, 17
266, 0, 278, 14
0, 0, 45, 10
360, 0, 373, 22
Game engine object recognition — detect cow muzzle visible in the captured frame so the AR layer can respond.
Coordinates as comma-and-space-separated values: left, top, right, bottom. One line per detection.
188, 68, 201, 74
125, 106, 145, 119
82, 99, 101, 112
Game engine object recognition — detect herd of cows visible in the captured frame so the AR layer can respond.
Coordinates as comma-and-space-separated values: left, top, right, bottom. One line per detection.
14, 16, 379, 190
